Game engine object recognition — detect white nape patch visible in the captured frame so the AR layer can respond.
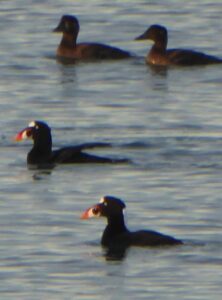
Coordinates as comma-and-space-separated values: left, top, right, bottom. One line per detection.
28, 121, 36, 127
123, 209, 128, 227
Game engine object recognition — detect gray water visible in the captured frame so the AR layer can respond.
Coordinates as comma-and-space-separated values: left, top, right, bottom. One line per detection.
0, 0, 222, 299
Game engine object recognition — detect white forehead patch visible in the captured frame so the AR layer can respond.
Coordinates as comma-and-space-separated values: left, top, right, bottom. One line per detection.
99, 197, 108, 206
28, 121, 36, 127
100, 197, 105, 204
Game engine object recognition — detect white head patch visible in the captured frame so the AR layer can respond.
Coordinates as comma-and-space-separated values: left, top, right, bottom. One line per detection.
100, 197, 108, 206
28, 121, 36, 128
100, 197, 105, 204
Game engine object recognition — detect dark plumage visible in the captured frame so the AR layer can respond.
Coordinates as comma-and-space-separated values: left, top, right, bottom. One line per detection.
15, 121, 129, 167
135, 24, 222, 66
81, 196, 183, 248
53, 15, 131, 60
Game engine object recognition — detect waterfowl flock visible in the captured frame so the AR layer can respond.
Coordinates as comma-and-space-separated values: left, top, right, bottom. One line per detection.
14, 14, 222, 257
53, 15, 222, 65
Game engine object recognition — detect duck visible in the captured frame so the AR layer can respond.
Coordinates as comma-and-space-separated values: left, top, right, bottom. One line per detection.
53, 15, 131, 60
81, 195, 183, 248
135, 24, 222, 66
15, 121, 129, 167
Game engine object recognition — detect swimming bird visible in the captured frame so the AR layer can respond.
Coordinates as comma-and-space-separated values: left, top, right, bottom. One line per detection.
81, 195, 183, 248
15, 121, 129, 167
135, 24, 222, 66
53, 15, 131, 60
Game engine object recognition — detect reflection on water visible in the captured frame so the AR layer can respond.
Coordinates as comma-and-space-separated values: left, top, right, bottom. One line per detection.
103, 245, 129, 261
149, 64, 169, 77
56, 56, 79, 66
32, 170, 53, 181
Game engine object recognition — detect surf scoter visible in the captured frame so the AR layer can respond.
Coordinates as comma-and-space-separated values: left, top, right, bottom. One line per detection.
15, 121, 129, 167
135, 24, 222, 66
81, 196, 183, 248
53, 15, 131, 60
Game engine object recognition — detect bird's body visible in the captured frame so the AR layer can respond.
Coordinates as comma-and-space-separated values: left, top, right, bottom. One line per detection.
81, 196, 183, 249
15, 121, 129, 167
135, 24, 222, 66
54, 15, 131, 60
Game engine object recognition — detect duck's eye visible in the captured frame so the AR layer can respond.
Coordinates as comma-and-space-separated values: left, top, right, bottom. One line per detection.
92, 207, 99, 215
35, 125, 39, 130
103, 201, 108, 206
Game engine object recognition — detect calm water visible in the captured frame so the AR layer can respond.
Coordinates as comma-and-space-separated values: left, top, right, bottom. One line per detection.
0, 0, 222, 299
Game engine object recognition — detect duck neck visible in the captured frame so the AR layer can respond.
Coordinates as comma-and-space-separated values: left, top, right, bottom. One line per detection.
153, 37, 167, 53
148, 39, 168, 65
101, 213, 128, 246
60, 32, 77, 48
28, 133, 52, 164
